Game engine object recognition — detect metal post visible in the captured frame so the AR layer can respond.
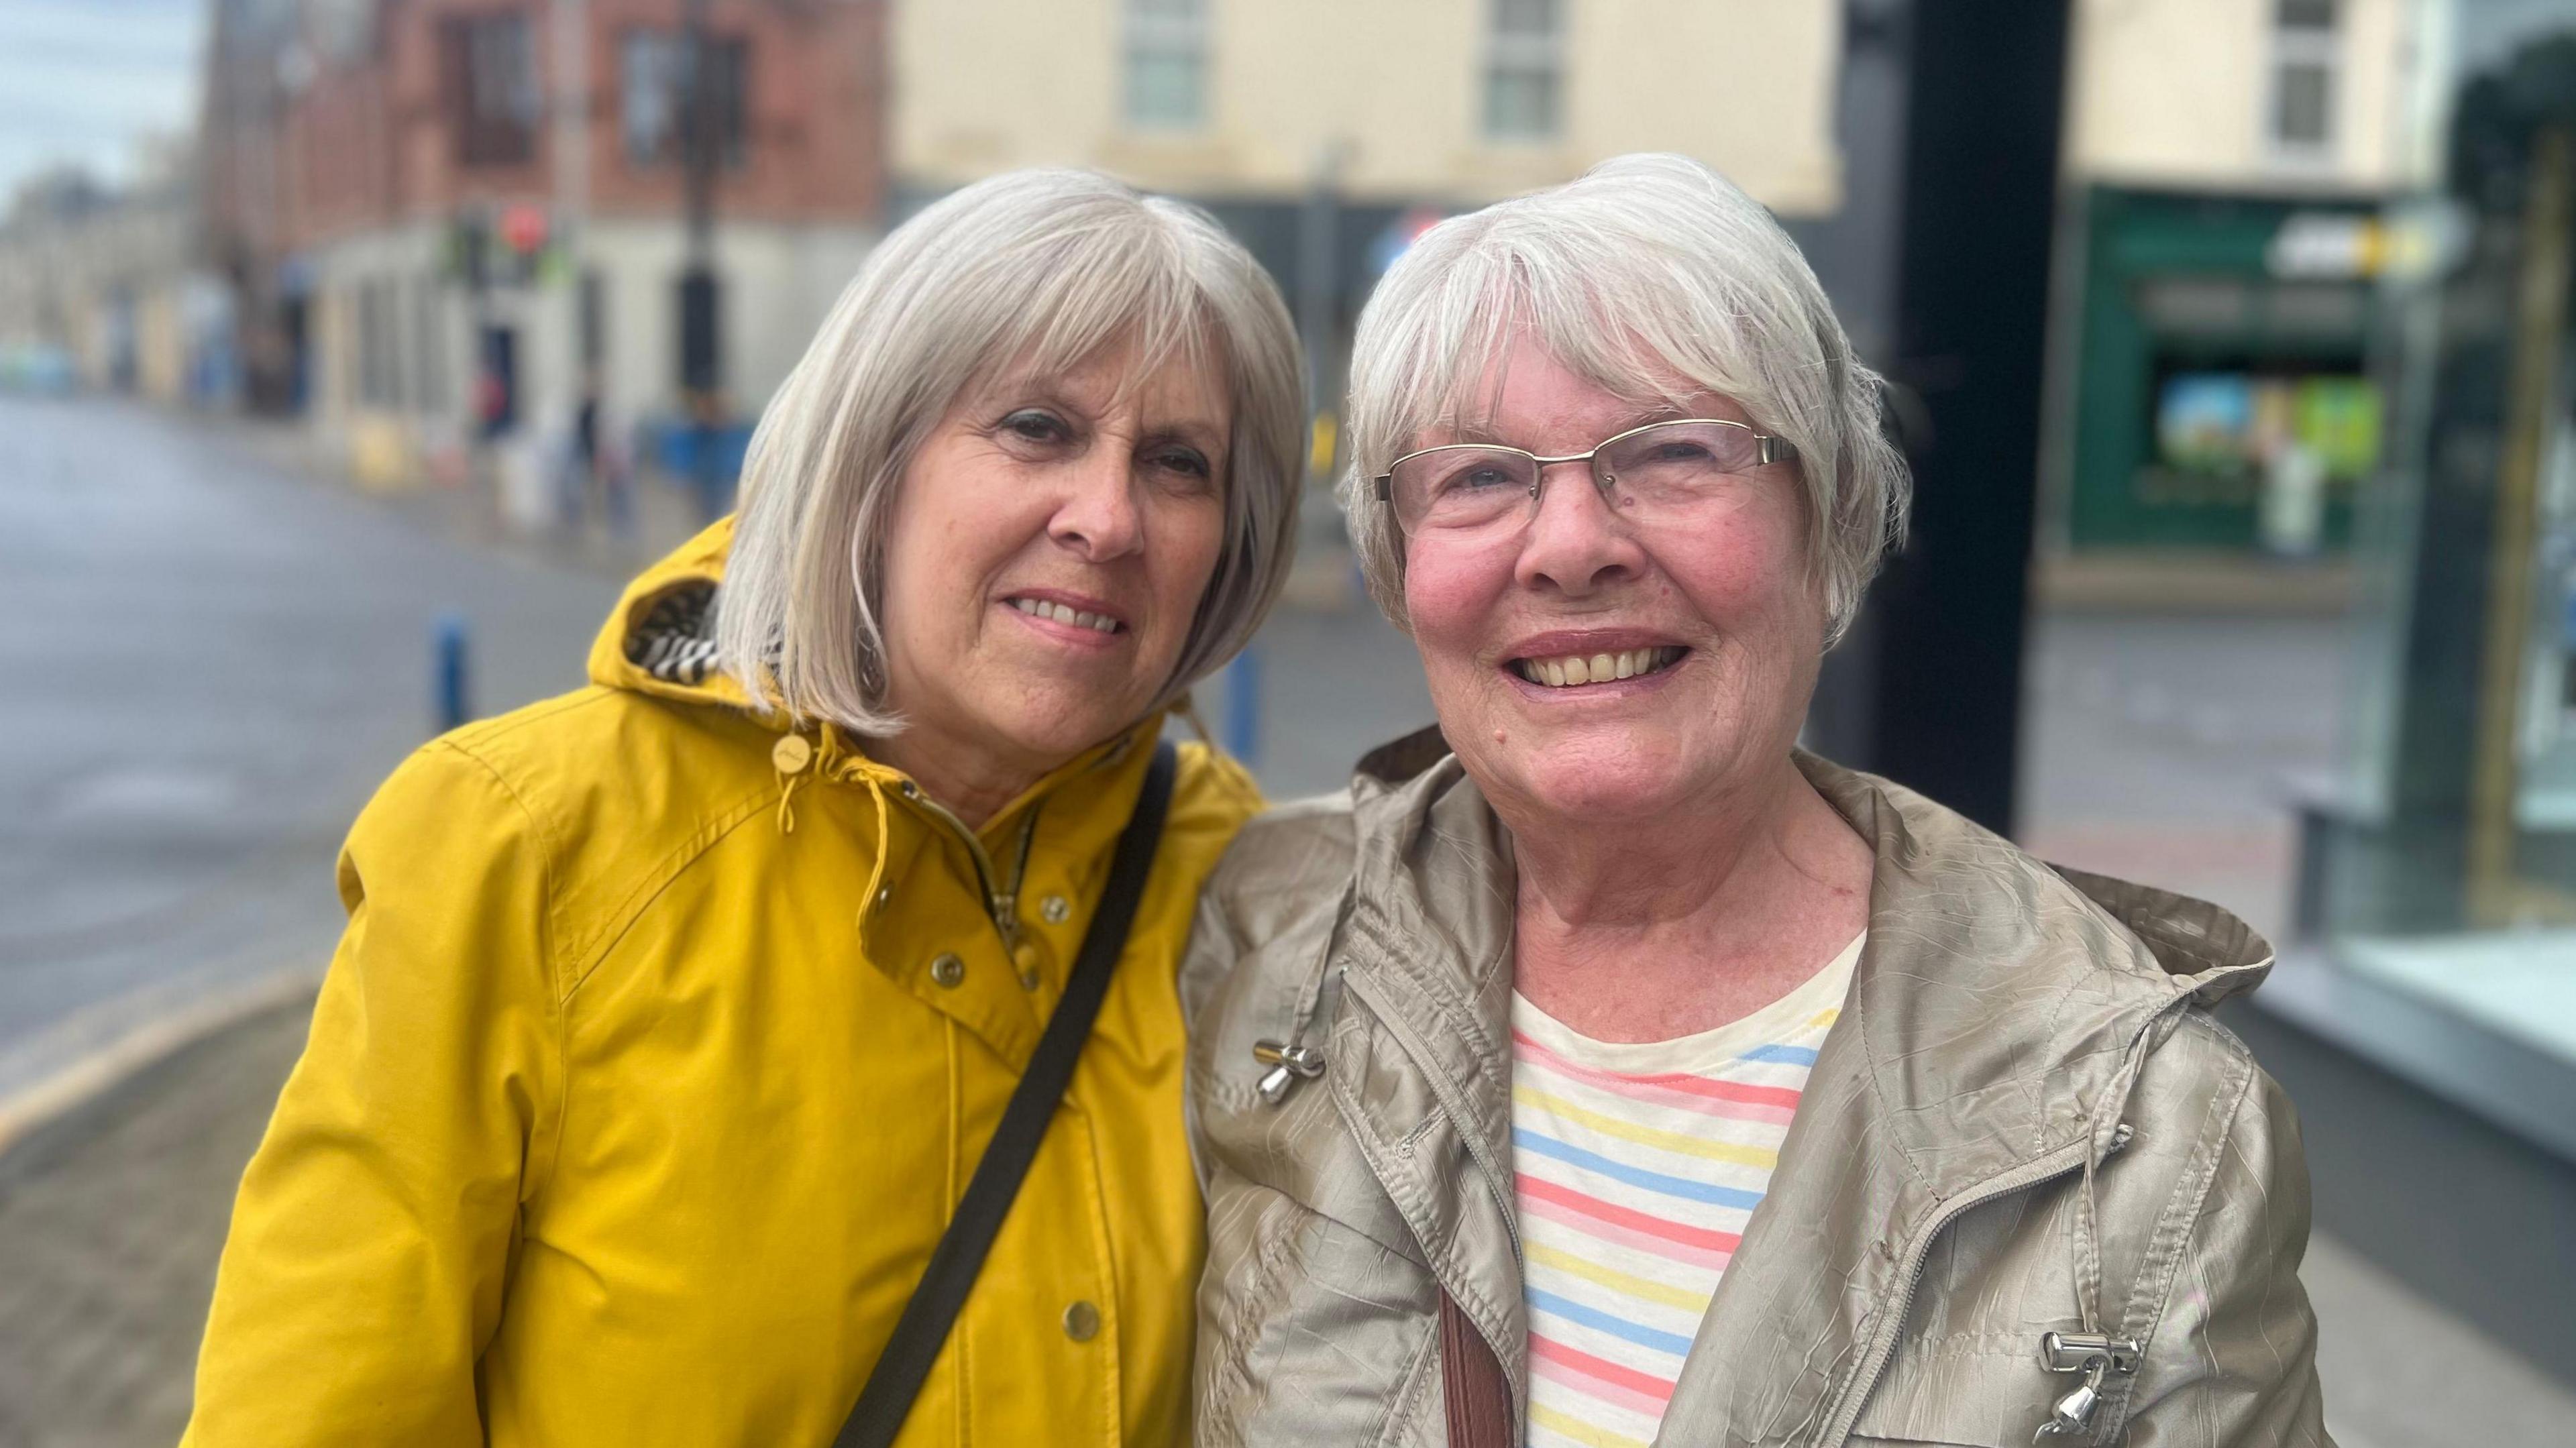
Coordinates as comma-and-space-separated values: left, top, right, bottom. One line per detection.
435, 611, 474, 732
1223, 647, 1262, 766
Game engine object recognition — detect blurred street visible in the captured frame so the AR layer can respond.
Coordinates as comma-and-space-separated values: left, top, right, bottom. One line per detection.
1, 394, 2571, 1446
0, 393, 621, 1119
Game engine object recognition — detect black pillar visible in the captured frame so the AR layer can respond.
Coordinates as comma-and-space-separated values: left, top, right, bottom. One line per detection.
1829, 1, 2072, 835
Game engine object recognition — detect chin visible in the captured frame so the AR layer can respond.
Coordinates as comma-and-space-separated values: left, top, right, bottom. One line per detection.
1486, 730, 1702, 822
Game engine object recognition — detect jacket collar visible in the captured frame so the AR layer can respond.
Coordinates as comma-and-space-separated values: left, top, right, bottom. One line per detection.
1328, 728, 2274, 1439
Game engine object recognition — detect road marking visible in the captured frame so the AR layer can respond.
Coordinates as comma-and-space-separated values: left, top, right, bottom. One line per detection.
0, 965, 320, 1158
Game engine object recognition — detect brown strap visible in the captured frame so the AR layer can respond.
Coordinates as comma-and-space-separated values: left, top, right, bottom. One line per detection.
1438, 1292, 1513, 1448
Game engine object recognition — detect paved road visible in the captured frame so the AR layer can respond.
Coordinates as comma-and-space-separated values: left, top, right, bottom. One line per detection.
0, 394, 622, 1107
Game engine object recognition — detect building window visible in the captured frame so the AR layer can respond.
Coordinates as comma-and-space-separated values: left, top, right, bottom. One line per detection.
413, 277, 447, 414
621, 30, 751, 167
443, 11, 540, 168
1484, 0, 1563, 142
358, 278, 399, 408
2270, 0, 2339, 157
1123, 0, 1208, 131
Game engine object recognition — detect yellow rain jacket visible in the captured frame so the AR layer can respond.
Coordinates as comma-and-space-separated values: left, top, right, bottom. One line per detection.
186, 520, 1261, 1447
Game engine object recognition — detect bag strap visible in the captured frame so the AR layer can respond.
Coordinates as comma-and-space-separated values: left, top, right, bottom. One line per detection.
834, 740, 1179, 1448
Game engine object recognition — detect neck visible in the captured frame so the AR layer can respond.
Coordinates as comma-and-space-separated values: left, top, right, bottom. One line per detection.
864, 732, 1055, 831
1501, 753, 1873, 1040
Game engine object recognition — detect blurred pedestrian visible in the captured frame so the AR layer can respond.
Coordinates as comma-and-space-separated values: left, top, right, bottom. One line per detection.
1187, 154, 2330, 1446
183, 168, 1303, 1447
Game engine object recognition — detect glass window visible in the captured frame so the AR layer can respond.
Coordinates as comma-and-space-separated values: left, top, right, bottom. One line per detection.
444, 11, 539, 168
1484, 0, 1562, 142
2269, 0, 2338, 158
622, 30, 749, 168
1123, 0, 1208, 131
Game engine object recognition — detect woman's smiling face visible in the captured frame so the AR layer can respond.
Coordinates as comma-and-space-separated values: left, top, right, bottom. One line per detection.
875, 337, 1231, 787
1401, 336, 1827, 825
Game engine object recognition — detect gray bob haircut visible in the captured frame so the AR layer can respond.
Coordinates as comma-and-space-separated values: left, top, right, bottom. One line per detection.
1342, 152, 1909, 645
718, 168, 1305, 734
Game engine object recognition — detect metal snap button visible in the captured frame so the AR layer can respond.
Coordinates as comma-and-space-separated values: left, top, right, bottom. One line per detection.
1062, 1300, 1100, 1341
928, 953, 965, 988
771, 734, 814, 774
875, 885, 893, 909
1040, 893, 1071, 924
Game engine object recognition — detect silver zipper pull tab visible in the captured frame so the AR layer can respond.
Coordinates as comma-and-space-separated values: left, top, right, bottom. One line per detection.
2033, 1332, 2141, 1441
1252, 1040, 1326, 1105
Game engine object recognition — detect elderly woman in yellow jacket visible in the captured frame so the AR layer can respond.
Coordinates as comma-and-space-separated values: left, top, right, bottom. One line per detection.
184, 169, 1303, 1447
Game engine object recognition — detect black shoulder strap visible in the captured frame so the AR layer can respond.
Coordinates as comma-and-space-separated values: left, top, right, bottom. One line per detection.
835, 740, 1179, 1448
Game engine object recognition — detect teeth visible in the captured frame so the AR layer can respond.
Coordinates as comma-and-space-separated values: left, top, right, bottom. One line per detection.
1514, 646, 1682, 688
1010, 598, 1121, 633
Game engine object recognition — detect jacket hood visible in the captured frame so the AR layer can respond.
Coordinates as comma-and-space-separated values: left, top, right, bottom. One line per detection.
586, 517, 752, 710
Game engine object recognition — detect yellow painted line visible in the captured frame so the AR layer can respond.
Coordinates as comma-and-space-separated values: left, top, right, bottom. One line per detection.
1525, 1240, 1711, 1313
1513, 1084, 1777, 1168
0, 965, 319, 1158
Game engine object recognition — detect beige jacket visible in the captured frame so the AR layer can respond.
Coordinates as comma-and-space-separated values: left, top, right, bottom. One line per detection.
1182, 730, 2329, 1447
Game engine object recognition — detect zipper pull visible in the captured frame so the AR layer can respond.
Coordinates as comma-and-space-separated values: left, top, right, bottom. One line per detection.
1252, 1040, 1326, 1105
2033, 1333, 2141, 1441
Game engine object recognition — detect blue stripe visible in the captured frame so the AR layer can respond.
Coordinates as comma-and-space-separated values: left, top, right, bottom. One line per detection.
1513, 1128, 1768, 1210
1525, 1288, 1699, 1356
1740, 1044, 1819, 1066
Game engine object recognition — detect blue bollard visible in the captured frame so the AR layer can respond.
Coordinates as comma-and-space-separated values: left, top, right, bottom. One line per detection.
1222, 645, 1261, 767
435, 611, 472, 733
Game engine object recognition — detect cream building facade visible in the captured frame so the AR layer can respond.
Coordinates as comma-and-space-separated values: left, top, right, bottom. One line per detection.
892, 0, 1843, 215
2063, 0, 2439, 194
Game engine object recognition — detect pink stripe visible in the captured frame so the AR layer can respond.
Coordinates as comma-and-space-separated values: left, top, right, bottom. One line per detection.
1531, 1333, 1674, 1415
1513, 1029, 1803, 1123
1517, 1174, 1741, 1268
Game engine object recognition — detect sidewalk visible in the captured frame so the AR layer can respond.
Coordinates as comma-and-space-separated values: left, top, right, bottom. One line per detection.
0, 997, 309, 1447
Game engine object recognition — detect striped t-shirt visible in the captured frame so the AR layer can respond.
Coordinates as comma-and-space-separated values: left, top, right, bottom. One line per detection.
1511, 934, 1863, 1448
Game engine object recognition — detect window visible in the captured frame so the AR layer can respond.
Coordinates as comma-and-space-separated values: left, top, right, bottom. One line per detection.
621, 29, 750, 167
357, 278, 398, 408
2270, 0, 2339, 156
1123, 0, 1208, 131
412, 276, 447, 414
1484, 0, 1563, 142
443, 11, 540, 168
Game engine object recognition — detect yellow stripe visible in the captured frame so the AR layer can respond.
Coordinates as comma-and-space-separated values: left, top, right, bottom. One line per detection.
1526, 1240, 1711, 1313
1806, 1006, 1841, 1029
1529, 1402, 1652, 1448
1513, 1084, 1778, 1169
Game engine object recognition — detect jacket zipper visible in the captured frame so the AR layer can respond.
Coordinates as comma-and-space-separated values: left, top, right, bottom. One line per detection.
909, 790, 1040, 948
1813, 1140, 2092, 1448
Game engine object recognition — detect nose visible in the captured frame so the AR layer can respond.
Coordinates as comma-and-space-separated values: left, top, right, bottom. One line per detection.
1046, 447, 1146, 562
1514, 457, 1644, 596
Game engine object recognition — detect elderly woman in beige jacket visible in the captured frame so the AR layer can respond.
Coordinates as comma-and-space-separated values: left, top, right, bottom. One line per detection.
1183, 154, 2328, 1447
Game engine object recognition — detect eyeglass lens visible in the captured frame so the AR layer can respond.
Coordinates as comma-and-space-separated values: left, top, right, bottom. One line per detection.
1389, 421, 1771, 535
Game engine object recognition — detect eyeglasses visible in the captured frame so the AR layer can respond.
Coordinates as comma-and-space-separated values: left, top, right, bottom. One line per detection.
1373, 419, 1796, 543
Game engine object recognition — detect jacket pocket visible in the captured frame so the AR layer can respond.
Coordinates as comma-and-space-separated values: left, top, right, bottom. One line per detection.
1847, 1346, 2069, 1447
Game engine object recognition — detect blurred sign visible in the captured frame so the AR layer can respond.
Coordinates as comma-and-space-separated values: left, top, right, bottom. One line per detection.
2267, 213, 2382, 278
2268, 205, 2469, 281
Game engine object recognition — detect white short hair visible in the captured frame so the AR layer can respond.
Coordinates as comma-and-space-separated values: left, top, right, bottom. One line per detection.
719, 168, 1305, 734
1342, 152, 1909, 644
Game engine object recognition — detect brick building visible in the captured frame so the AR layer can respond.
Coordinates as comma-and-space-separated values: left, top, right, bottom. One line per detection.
203, 0, 885, 488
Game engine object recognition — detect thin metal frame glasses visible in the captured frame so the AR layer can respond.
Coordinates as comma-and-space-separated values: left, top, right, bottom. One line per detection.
1373, 418, 1796, 543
